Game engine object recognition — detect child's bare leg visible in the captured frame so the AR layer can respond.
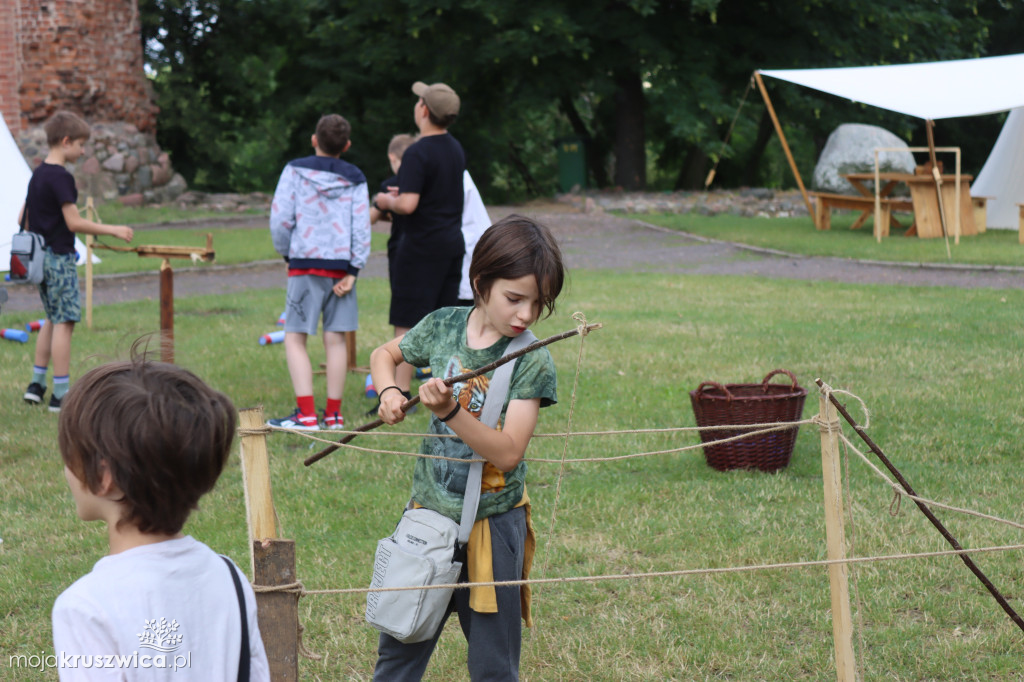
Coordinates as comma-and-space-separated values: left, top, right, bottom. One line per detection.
323, 331, 347, 401
49, 322, 75, 377
33, 319, 55, 368
393, 326, 413, 392
284, 332, 313, 397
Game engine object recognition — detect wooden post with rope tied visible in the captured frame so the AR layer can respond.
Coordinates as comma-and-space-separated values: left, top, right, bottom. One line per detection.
238, 407, 300, 681
89, 232, 216, 363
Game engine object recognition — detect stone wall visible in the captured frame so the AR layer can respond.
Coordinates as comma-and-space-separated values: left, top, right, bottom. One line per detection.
3, 0, 158, 134
17, 121, 186, 205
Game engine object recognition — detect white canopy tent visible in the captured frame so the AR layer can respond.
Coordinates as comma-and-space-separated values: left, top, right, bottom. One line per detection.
0, 113, 95, 274
971, 107, 1024, 229
757, 53, 1024, 230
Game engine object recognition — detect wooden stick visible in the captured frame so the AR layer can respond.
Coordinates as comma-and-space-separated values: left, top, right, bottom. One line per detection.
303, 323, 603, 466
816, 379, 1024, 635
925, 120, 952, 258
816, 384, 856, 681
753, 71, 814, 219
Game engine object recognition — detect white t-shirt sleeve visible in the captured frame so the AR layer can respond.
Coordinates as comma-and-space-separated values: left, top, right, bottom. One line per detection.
52, 591, 124, 681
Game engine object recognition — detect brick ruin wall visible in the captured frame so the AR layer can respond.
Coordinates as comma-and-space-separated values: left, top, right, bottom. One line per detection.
2, 0, 158, 136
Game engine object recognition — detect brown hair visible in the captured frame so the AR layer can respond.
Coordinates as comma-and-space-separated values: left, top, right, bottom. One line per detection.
469, 214, 565, 319
44, 111, 91, 147
315, 114, 351, 156
425, 107, 457, 130
58, 356, 237, 535
387, 133, 416, 159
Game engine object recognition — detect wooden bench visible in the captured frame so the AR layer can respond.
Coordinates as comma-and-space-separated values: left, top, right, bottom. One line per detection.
809, 192, 914, 236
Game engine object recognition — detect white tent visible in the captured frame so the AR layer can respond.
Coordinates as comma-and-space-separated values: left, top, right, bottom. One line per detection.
759, 53, 1024, 229
1, 113, 95, 274
971, 107, 1024, 229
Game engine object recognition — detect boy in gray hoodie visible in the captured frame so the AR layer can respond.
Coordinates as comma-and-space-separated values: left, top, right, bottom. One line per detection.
269, 114, 371, 431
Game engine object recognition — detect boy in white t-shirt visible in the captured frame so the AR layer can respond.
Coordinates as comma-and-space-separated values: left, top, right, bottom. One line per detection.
52, 356, 270, 681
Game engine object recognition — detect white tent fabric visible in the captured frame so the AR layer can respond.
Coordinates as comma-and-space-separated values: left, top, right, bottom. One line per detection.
0, 114, 96, 274
760, 53, 1024, 120
971, 107, 1024, 229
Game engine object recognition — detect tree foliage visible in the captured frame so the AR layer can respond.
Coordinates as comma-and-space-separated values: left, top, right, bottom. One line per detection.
139, 0, 1014, 199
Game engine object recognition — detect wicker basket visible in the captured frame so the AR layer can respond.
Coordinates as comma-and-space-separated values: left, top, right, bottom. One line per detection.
689, 369, 807, 472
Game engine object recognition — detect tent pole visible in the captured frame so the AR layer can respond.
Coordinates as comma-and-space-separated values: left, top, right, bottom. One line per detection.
925, 120, 952, 257
754, 71, 814, 218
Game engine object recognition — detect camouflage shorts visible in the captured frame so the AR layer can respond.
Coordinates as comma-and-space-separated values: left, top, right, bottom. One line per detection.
38, 249, 81, 324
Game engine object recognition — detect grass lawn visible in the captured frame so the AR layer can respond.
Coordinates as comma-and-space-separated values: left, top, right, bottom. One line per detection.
2, 269, 1023, 679
640, 211, 1024, 268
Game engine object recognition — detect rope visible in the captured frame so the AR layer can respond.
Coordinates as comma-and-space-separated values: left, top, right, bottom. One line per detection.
251, 420, 813, 464
839, 432, 1024, 532
263, 543, 1024, 597
704, 77, 754, 190
548, 313, 590, 533
250, 581, 322, 660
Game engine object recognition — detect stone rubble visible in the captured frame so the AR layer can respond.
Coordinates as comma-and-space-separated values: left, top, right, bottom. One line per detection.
554, 187, 811, 218
17, 121, 186, 206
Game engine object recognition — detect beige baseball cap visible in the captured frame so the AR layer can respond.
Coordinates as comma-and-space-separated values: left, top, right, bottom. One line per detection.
412, 81, 460, 118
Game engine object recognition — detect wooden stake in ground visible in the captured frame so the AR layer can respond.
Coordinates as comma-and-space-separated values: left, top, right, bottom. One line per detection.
91, 234, 215, 364
303, 322, 603, 466
816, 381, 856, 682
238, 407, 299, 680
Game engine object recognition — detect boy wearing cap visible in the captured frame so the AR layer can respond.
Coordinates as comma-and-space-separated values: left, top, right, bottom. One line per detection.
374, 81, 467, 398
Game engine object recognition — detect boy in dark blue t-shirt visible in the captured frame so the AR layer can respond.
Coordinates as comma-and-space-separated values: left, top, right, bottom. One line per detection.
20, 111, 133, 411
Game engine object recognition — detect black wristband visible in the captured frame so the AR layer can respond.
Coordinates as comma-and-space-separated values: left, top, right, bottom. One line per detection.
378, 385, 403, 399
439, 402, 461, 423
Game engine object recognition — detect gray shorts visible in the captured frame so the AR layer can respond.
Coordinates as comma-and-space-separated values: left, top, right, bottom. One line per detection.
283, 274, 358, 335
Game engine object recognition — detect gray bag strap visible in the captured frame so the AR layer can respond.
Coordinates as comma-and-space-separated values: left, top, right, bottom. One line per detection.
458, 330, 537, 545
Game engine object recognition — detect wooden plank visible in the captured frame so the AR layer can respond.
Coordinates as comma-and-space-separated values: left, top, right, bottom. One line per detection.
238, 407, 278, 546
253, 539, 299, 681
818, 387, 856, 681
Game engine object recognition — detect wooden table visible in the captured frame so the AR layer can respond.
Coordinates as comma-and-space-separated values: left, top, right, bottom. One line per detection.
843, 173, 975, 239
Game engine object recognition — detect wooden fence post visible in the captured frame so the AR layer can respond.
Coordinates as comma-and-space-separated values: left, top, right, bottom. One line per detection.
817, 383, 856, 681
238, 407, 299, 681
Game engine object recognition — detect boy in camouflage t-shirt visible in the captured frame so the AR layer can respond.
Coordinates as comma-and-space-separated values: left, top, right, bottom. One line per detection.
370, 215, 565, 681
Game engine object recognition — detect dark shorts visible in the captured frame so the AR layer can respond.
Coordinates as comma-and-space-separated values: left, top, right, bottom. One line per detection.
389, 248, 462, 329
38, 249, 81, 324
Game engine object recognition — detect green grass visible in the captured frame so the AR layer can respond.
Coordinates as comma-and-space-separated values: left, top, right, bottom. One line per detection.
94, 203, 266, 225
640, 211, 1024, 268
3, 271, 1024, 680
85, 227, 388, 275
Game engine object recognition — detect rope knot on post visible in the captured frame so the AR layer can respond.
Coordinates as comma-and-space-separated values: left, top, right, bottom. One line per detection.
250, 580, 322, 661
811, 413, 843, 434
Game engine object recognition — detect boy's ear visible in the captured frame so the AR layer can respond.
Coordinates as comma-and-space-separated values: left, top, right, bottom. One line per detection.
311, 133, 318, 151
342, 140, 351, 154
96, 461, 122, 499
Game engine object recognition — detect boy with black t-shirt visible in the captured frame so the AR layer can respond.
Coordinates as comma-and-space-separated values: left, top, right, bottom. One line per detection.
374, 81, 466, 397
21, 111, 133, 412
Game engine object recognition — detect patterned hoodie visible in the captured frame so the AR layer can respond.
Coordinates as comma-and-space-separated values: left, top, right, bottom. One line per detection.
270, 155, 371, 275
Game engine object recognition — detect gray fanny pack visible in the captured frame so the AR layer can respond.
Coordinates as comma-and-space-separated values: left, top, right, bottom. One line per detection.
365, 330, 537, 643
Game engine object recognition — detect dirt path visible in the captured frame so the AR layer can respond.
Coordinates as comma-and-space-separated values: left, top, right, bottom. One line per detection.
4, 207, 1022, 314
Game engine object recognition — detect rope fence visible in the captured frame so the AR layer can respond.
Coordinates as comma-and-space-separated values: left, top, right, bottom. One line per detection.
237, 315, 1024, 677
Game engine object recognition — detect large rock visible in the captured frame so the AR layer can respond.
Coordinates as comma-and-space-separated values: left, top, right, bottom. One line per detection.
812, 124, 915, 195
